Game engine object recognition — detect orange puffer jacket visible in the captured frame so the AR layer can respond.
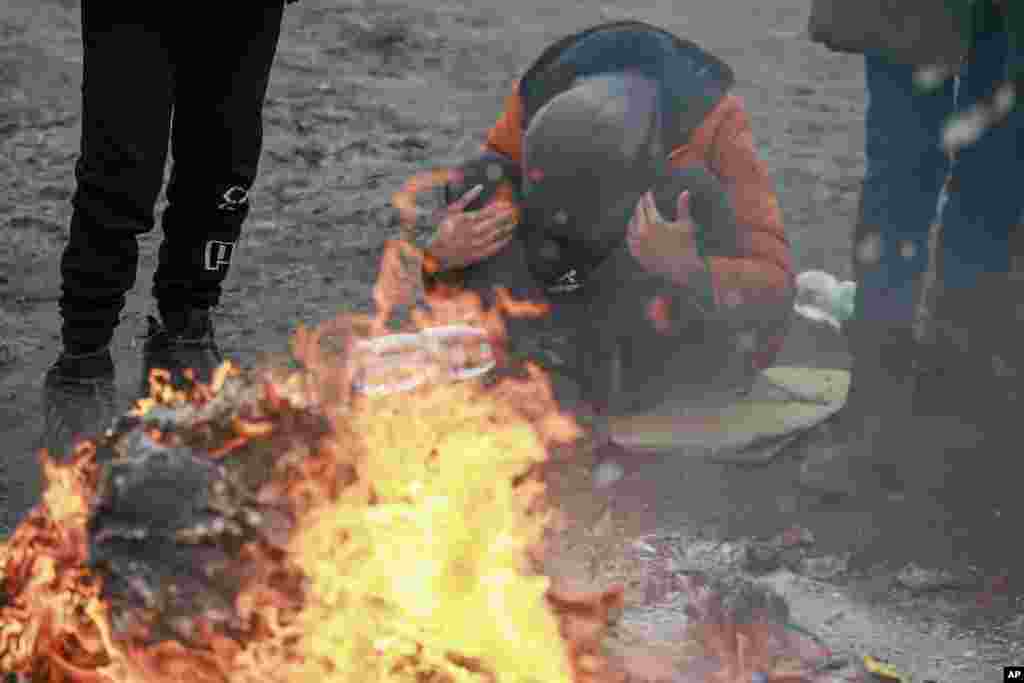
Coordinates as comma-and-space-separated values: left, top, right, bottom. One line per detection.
482, 81, 794, 370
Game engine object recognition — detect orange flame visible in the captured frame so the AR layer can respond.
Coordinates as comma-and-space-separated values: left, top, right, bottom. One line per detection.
0, 167, 828, 683
379, 165, 522, 333
0, 302, 603, 683
390, 165, 519, 244
390, 167, 463, 243
0, 444, 105, 681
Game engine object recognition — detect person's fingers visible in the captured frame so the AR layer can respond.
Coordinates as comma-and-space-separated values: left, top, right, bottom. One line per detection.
471, 229, 513, 250
628, 203, 641, 234
443, 206, 490, 237
471, 216, 516, 247
630, 196, 649, 239
482, 203, 518, 221
458, 201, 517, 232
436, 215, 457, 240
676, 190, 692, 221
447, 183, 485, 213
490, 206, 519, 229
639, 190, 663, 226
476, 232, 515, 260
473, 208, 518, 238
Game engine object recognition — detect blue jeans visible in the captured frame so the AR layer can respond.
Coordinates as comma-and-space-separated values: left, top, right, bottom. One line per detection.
855, 28, 1024, 328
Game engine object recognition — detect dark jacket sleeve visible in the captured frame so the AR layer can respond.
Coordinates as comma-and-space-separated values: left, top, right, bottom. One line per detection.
808, 0, 967, 67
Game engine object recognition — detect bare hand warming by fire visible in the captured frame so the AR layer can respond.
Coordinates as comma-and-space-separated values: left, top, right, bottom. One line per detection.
626, 190, 707, 287
426, 184, 520, 271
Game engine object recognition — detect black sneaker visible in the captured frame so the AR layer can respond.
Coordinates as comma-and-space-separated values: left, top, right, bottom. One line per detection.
41, 348, 117, 459
140, 308, 224, 397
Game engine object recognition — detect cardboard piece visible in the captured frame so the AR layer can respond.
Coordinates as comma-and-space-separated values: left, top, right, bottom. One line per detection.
606, 367, 851, 463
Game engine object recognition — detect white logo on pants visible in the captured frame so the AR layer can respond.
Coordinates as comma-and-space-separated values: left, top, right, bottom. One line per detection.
204, 241, 236, 271
547, 268, 582, 294
218, 185, 249, 212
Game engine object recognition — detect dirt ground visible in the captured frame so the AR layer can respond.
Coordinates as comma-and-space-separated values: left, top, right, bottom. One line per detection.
1, 0, 1022, 680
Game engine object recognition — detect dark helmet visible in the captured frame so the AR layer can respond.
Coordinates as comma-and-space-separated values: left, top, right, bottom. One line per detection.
520, 71, 667, 293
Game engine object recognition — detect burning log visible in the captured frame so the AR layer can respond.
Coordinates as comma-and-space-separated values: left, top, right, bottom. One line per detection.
0, 363, 335, 682
87, 377, 323, 648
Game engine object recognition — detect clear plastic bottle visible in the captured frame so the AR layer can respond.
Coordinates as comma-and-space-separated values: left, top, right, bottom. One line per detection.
793, 270, 856, 331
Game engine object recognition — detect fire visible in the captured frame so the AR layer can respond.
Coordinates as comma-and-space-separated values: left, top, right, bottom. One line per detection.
376, 166, 522, 327
264, 294, 587, 683
0, 445, 104, 681
275, 379, 574, 683
0, 267, 609, 683
390, 166, 519, 245
390, 167, 462, 241
0, 166, 832, 683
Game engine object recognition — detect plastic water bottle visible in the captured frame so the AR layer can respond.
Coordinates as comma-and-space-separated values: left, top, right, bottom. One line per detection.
793, 270, 856, 331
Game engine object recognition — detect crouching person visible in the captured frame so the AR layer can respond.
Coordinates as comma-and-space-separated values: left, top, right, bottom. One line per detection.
414, 21, 795, 418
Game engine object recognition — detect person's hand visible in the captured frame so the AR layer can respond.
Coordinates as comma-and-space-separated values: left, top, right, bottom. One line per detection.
626, 189, 706, 286
426, 184, 519, 270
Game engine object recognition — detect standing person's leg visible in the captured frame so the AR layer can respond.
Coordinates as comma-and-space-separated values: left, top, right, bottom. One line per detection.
941, 26, 1021, 287
44, 3, 174, 456
799, 54, 955, 496
927, 21, 1024, 423
142, 4, 285, 391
